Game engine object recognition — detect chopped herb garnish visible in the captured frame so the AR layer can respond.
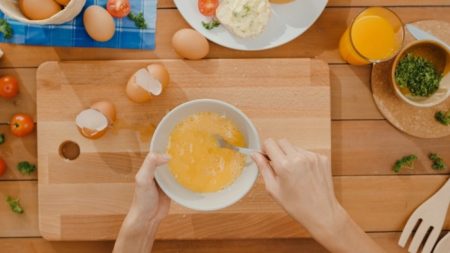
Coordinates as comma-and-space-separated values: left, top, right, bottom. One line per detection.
128, 12, 147, 29
435, 110, 450, 126
429, 153, 447, 170
17, 161, 36, 175
395, 53, 442, 97
6, 196, 23, 214
0, 134, 4, 145
202, 19, 221, 30
0, 19, 13, 39
393, 154, 417, 173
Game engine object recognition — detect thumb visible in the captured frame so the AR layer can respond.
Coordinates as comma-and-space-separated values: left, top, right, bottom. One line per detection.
136, 153, 170, 181
251, 153, 277, 190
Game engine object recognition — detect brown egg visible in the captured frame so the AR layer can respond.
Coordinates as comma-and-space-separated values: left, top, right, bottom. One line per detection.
55, 0, 71, 6
126, 64, 170, 103
75, 101, 116, 140
83, 6, 115, 42
172, 29, 209, 60
19, 0, 62, 20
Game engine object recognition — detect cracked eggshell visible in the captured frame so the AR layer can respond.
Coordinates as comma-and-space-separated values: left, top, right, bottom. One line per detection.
126, 64, 170, 103
75, 101, 116, 139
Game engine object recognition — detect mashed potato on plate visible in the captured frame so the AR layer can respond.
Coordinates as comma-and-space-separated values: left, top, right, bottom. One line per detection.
216, 0, 271, 38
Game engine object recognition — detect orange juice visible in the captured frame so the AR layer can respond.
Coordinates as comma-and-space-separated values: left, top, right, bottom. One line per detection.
339, 7, 404, 65
167, 112, 246, 193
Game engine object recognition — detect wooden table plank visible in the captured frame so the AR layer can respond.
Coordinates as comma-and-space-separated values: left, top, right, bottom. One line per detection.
2, 176, 450, 238
0, 126, 37, 180
332, 121, 450, 176
0, 7, 448, 68
158, 0, 450, 8
0, 181, 39, 237
0, 69, 36, 123
0, 232, 408, 252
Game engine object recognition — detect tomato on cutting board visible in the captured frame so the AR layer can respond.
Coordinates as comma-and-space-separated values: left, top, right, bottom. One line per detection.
10, 113, 34, 137
0, 158, 6, 177
198, 0, 219, 17
107, 0, 131, 18
0, 75, 19, 99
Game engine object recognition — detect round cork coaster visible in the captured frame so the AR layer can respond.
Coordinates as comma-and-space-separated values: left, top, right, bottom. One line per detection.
371, 20, 450, 138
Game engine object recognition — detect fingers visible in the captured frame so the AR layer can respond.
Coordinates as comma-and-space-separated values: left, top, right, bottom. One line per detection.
136, 153, 170, 183
251, 152, 277, 190
277, 139, 298, 157
264, 139, 287, 172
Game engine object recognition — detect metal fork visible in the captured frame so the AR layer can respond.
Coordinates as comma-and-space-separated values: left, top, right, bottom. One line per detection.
434, 232, 450, 253
214, 135, 269, 160
398, 178, 450, 253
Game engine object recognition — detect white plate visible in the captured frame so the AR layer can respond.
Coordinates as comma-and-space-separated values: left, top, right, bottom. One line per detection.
174, 0, 328, 51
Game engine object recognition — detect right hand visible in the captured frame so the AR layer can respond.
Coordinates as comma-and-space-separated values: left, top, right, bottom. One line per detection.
252, 138, 345, 237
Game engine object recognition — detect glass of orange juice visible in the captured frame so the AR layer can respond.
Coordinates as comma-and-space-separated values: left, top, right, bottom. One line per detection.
339, 7, 404, 65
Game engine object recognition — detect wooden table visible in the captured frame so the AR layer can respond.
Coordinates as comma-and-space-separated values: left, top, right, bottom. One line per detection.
1, 1, 449, 252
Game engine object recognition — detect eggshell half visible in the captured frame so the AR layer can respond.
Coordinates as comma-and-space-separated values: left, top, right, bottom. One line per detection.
75, 108, 109, 139
90, 101, 116, 124
126, 64, 170, 103
55, 0, 71, 6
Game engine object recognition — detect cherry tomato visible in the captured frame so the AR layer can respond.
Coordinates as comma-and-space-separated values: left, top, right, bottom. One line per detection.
198, 0, 219, 17
10, 113, 34, 137
0, 75, 19, 99
107, 0, 131, 18
0, 158, 6, 177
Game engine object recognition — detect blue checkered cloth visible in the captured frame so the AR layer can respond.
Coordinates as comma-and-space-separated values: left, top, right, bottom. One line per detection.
0, 0, 156, 50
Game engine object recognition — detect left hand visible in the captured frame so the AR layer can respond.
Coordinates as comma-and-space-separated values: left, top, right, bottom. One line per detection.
129, 153, 171, 223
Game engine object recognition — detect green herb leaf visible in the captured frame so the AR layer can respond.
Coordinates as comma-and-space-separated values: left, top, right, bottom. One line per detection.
393, 154, 417, 173
435, 110, 450, 126
395, 53, 442, 97
128, 12, 147, 29
0, 19, 13, 39
429, 153, 447, 170
17, 161, 36, 175
0, 134, 4, 145
202, 19, 221, 30
6, 196, 24, 214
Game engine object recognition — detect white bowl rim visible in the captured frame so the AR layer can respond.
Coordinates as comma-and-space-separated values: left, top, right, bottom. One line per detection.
150, 99, 260, 211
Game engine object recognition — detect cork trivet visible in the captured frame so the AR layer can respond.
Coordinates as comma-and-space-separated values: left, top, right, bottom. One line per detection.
371, 20, 450, 138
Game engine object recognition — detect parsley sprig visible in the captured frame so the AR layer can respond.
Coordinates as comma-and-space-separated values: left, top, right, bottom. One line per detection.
128, 12, 147, 29
393, 154, 417, 173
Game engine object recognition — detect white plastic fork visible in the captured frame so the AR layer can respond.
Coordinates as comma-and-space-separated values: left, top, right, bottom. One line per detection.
434, 232, 450, 253
398, 178, 450, 253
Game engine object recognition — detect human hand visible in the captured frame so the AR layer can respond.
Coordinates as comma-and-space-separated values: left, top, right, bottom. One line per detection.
252, 138, 345, 237
129, 153, 171, 223
113, 153, 170, 253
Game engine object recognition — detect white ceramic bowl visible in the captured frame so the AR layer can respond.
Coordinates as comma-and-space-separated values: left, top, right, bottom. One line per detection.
150, 99, 260, 211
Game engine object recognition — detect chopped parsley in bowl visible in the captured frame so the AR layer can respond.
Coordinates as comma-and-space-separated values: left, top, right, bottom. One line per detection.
395, 53, 442, 97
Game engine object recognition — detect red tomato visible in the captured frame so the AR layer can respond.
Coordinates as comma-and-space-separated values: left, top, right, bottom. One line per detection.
107, 0, 131, 18
198, 0, 219, 17
10, 113, 34, 137
0, 75, 19, 99
0, 158, 6, 177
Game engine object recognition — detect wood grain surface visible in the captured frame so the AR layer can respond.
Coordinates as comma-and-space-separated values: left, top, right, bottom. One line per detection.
36, 59, 331, 240
1, 0, 449, 252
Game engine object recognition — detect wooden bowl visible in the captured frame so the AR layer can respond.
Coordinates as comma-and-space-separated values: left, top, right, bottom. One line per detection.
0, 0, 86, 25
391, 40, 450, 108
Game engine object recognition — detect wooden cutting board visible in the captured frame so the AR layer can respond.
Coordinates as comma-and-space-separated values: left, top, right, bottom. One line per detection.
37, 59, 331, 240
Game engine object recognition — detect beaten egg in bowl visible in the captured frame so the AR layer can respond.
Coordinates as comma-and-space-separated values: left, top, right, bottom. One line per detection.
168, 112, 246, 193
150, 99, 260, 211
